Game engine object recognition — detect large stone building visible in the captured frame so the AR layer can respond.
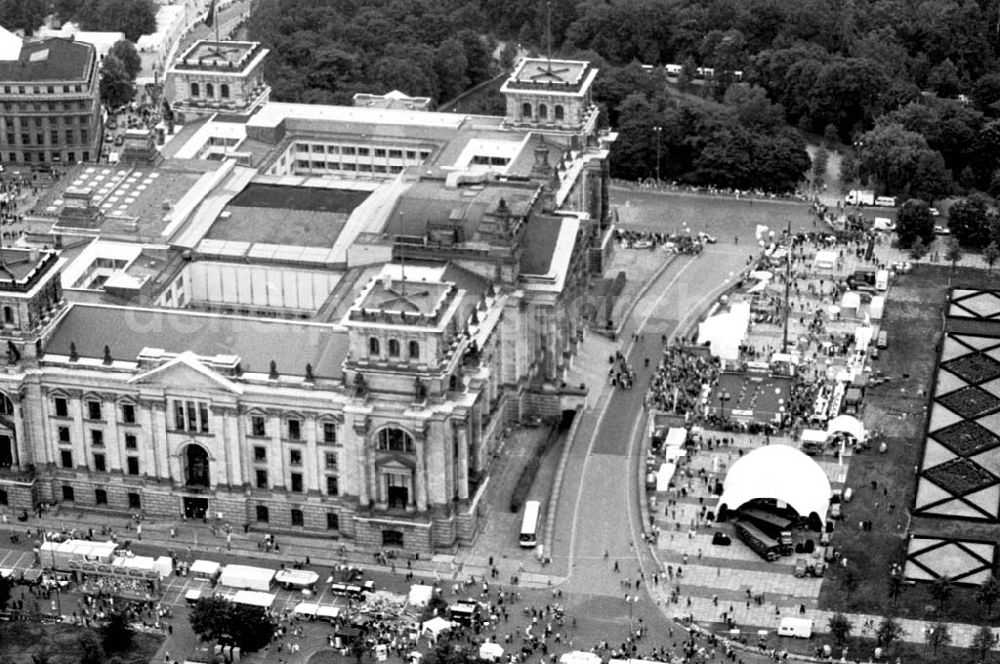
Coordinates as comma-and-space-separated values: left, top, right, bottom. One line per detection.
0, 49, 615, 552
165, 40, 271, 124
0, 26, 102, 167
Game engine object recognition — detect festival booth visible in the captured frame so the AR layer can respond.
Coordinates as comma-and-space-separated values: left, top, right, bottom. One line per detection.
662, 428, 687, 462
800, 429, 828, 455
293, 602, 341, 622
231, 590, 276, 610
407, 584, 435, 608
869, 296, 885, 320
479, 642, 505, 661
827, 414, 865, 441
190, 560, 222, 583
840, 292, 861, 318
697, 301, 750, 363
813, 250, 837, 270
421, 616, 453, 640
71, 556, 163, 601
41, 539, 117, 571
219, 564, 275, 592
112, 554, 172, 579
275, 569, 319, 591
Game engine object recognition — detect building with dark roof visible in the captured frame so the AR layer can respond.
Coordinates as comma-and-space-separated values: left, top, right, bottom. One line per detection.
0, 31, 102, 167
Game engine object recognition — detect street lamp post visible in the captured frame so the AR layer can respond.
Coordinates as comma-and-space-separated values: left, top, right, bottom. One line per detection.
719, 391, 731, 419
653, 126, 663, 183
625, 594, 639, 635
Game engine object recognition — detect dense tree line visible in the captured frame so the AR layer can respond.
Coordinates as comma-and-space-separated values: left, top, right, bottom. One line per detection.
0, 0, 156, 42
247, 0, 497, 106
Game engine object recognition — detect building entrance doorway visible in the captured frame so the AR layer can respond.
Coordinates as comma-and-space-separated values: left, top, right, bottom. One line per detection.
184, 444, 210, 487
183, 497, 208, 519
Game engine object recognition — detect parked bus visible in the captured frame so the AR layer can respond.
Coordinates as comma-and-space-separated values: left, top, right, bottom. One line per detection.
734, 521, 781, 562
520, 501, 541, 548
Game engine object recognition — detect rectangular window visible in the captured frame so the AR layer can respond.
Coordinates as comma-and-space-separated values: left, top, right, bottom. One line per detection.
54, 397, 68, 417
49, 130, 57, 145
311, 160, 325, 169
323, 422, 337, 444
341, 146, 356, 155
127, 492, 140, 509
290, 472, 303, 493
90, 429, 103, 447
358, 163, 372, 172
290, 508, 303, 526
65, 129, 73, 144
87, 400, 102, 420
186, 400, 197, 431
296, 143, 309, 153
389, 149, 402, 158
256, 505, 269, 522
419, 151, 430, 159
93, 453, 105, 472
121, 403, 135, 423
199, 402, 209, 432
58, 426, 70, 443
173, 401, 185, 429
287, 419, 300, 441
20, 134, 28, 146
254, 446, 266, 462
374, 148, 386, 157
126, 456, 139, 475
125, 433, 137, 450
326, 476, 338, 496
255, 469, 268, 488
405, 150, 416, 160
326, 512, 339, 530
35, 133, 42, 146
311, 144, 324, 152
80, 129, 87, 143
94, 488, 107, 505
62, 485, 75, 501
289, 449, 302, 466
357, 147, 369, 156
251, 415, 265, 437
60, 449, 73, 468
5, 134, 11, 144
324, 451, 337, 469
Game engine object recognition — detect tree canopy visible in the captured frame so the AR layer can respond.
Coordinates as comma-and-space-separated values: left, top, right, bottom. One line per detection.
108, 40, 141, 80
99, 54, 135, 109
189, 596, 275, 652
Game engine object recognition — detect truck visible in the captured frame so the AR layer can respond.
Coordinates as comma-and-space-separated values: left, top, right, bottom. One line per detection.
734, 521, 781, 562
845, 189, 875, 206
738, 508, 794, 555
778, 617, 813, 638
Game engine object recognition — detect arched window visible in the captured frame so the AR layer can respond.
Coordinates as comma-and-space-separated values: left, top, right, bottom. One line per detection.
368, 337, 380, 356
538, 104, 548, 120
408, 340, 420, 359
206, 82, 215, 98
377, 428, 415, 453
388, 339, 400, 357
522, 102, 532, 118
220, 83, 230, 99
190, 82, 200, 97
2, 306, 12, 324
554, 105, 565, 121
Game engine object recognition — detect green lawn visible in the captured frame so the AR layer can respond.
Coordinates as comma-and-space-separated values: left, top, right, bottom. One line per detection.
818, 264, 1000, 625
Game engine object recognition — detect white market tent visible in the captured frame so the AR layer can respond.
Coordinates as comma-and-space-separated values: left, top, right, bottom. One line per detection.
697, 301, 750, 361
231, 590, 276, 609
840, 291, 861, 315
854, 325, 873, 349
408, 584, 434, 608
559, 652, 603, 664
190, 560, 221, 579
479, 642, 505, 661
219, 564, 275, 592
801, 429, 828, 444
275, 569, 319, 588
870, 295, 885, 319
422, 617, 453, 637
814, 250, 837, 269
656, 463, 676, 492
716, 444, 831, 521
827, 414, 866, 440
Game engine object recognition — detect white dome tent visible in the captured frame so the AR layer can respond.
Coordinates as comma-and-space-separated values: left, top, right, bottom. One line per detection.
827, 414, 866, 441
716, 444, 831, 521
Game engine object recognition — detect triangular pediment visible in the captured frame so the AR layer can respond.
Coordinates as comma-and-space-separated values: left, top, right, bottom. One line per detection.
129, 351, 243, 394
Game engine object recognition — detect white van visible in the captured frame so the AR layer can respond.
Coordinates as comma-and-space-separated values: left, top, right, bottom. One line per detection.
778, 618, 813, 638
874, 196, 897, 207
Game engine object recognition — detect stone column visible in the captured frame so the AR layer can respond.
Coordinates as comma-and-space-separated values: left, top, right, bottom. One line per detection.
454, 421, 469, 500
414, 434, 428, 512
138, 400, 158, 478
352, 416, 370, 505
267, 408, 283, 489
101, 393, 122, 473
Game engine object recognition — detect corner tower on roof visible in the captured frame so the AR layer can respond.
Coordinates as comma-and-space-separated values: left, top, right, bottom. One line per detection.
500, 57, 599, 149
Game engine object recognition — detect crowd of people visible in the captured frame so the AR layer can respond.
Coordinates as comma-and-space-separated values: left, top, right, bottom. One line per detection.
609, 350, 637, 390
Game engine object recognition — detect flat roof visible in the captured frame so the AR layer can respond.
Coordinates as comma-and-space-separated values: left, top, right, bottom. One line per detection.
520, 216, 564, 275
228, 183, 372, 213
171, 40, 265, 74
44, 304, 349, 378
0, 37, 93, 83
